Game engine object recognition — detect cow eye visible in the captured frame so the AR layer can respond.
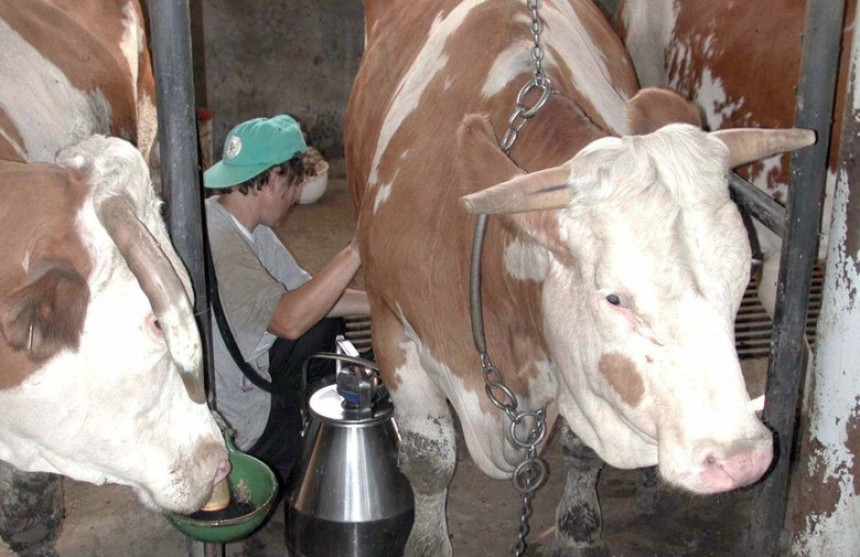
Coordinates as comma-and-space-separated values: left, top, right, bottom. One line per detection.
606, 293, 622, 306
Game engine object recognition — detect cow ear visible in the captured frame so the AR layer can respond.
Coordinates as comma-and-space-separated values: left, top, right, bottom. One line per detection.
456, 114, 574, 215
0, 266, 89, 361
454, 114, 573, 259
626, 87, 703, 134
454, 114, 521, 198
460, 165, 573, 214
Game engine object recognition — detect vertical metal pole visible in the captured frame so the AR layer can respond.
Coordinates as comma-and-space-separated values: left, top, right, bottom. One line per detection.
147, 1, 218, 555
146, 0, 213, 399
146, 0, 209, 365
788, 5, 860, 552
744, 0, 846, 555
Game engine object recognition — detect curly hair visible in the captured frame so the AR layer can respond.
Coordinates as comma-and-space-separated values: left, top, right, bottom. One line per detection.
210, 147, 325, 195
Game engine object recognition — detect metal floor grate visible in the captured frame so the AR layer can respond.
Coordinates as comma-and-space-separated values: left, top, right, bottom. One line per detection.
735, 265, 824, 360
344, 316, 373, 354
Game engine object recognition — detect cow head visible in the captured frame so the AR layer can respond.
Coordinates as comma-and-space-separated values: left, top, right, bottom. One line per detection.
0, 136, 228, 513
459, 99, 814, 494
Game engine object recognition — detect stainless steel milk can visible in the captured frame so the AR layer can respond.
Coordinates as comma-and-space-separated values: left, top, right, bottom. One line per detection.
286, 354, 414, 556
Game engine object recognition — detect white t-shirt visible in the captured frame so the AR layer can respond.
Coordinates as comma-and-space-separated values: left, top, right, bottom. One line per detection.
205, 196, 311, 449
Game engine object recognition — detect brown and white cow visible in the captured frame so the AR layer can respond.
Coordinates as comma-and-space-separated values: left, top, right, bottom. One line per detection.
0, 2, 220, 554
0, 0, 158, 174
0, 135, 229, 513
346, 1, 814, 555
615, 0, 854, 315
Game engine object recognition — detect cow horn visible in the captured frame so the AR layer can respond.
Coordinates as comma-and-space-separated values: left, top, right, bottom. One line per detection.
460, 165, 573, 214
96, 195, 206, 404
711, 128, 817, 168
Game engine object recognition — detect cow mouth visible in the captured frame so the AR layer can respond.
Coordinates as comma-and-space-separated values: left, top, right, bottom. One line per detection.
659, 433, 774, 495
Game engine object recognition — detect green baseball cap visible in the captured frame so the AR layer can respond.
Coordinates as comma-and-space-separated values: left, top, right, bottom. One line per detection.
203, 115, 308, 188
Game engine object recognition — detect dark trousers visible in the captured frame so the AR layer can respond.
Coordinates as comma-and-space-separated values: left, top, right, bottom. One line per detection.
246, 317, 344, 487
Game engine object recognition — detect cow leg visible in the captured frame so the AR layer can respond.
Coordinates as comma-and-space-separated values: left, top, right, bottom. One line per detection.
541, 420, 609, 557
0, 463, 62, 557
397, 387, 456, 557
369, 307, 457, 556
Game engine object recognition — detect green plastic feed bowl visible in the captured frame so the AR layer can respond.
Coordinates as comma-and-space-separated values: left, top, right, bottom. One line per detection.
165, 442, 278, 544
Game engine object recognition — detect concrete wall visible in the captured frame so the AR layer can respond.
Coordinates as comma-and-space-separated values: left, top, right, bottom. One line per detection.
191, 0, 364, 160
188, 0, 621, 161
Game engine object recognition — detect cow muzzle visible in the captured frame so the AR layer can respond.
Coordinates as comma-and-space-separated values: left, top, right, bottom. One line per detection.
687, 433, 774, 494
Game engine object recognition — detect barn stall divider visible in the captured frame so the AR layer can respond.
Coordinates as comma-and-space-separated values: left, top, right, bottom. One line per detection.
788, 3, 860, 548
739, 0, 849, 555
146, 0, 218, 555
145, 0, 854, 556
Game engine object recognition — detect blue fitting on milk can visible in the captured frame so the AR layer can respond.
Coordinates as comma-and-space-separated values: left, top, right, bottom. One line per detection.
286, 345, 414, 556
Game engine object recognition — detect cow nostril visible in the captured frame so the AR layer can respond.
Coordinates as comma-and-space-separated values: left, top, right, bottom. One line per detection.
214, 459, 231, 485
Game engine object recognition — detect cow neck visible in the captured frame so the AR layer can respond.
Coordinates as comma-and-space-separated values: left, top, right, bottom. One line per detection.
467, 2, 553, 556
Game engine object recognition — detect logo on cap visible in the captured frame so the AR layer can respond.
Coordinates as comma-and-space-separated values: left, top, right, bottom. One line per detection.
225, 136, 242, 159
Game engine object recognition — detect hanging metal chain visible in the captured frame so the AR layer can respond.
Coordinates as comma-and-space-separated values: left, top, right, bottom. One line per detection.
500, 0, 553, 154
469, 4, 553, 554
482, 352, 549, 556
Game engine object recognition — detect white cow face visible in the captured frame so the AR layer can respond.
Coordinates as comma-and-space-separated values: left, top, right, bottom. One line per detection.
462, 122, 812, 494
0, 137, 227, 514
0, 279, 226, 513
541, 126, 770, 494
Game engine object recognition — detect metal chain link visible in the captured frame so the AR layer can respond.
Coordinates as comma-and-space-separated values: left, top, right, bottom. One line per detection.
469, 4, 553, 555
480, 352, 548, 556
500, 0, 553, 154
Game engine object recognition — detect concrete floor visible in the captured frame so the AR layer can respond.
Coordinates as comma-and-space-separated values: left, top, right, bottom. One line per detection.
0, 167, 768, 557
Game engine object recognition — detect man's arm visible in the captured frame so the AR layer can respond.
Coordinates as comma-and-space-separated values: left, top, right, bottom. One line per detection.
327, 287, 370, 318
267, 239, 367, 339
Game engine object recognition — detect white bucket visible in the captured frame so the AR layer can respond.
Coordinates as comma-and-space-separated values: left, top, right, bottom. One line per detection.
298, 160, 329, 204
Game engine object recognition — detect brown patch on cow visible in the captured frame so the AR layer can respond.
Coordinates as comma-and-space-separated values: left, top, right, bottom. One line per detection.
454, 114, 520, 196
513, 94, 607, 172
0, 108, 25, 162
0, 265, 89, 362
626, 88, 703, 134
367, 303, 410, 392
599, 352, 644, 407
0, 160, 92, 389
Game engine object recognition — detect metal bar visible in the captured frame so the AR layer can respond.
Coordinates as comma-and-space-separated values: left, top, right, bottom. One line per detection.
146, 2, 218, 556
789, 5, 860, 549
146, 0, 212, 402
729, 172, 786, 236
743, 0, 846, 554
